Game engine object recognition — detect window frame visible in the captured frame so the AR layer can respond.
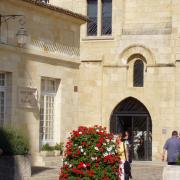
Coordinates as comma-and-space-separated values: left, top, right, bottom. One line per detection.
40, 78, 58, 145
0, 72, 6, 127
101, 0, 112, 35
86, 0, 112, 37
133, 59, 144, 87
87, 0, 98, 36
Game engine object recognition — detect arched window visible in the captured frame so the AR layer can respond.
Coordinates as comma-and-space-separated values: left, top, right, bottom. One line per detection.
133, 60, 144, 87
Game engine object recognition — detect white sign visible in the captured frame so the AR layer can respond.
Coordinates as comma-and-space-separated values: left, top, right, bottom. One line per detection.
18, 87, 38, 108
162, 128, 168, 134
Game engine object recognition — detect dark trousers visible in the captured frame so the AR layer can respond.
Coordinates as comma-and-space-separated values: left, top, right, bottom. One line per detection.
125, 174, 129, 180
168, 162, 176, 165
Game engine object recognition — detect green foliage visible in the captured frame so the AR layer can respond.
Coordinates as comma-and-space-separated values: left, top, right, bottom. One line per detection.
60, 125, 120, 179
177, 153, 180, 165
41, 143, 54, 151
0, 127, 29, 155
54, 142, 64, 154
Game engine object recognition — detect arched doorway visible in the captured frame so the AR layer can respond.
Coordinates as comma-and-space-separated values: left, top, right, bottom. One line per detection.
110, 97, 152, 161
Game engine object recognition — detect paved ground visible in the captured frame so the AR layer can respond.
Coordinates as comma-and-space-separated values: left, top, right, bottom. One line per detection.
31, 161, 165, 180
131, 161, 165, 180
30, 166, 59, 180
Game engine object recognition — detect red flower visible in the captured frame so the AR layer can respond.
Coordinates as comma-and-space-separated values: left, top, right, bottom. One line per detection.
87, 170, 94, 177
63, 174, 69, 178
96, 143, 101, 148
82, 141, 87, 146
77, 150, 81, 155
86, 163, 90, 167
77, 162, 84, 169
98, 137, 104, 143
72, 168, 84, 175
104, 177, 110, 180
60, 125, 119, 179
67, 150, 72, 155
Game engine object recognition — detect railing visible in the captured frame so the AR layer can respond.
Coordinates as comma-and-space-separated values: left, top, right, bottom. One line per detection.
29, 39, 80, 59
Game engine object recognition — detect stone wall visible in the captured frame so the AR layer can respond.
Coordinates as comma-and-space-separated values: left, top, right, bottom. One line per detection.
0, 0, 85, 166
77, 0, 180, 161
0, 155, 31, 180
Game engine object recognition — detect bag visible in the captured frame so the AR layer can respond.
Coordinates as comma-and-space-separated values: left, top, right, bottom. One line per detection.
123, 142, 132, 179
124, 160, 131, 174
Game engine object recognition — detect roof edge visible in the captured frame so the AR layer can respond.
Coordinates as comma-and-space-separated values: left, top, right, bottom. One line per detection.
21, 0, 89, 22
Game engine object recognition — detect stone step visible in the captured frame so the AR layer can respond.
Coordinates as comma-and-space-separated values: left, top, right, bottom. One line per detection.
41, 156, 63, 167
31, 176, 58, 180
30, 166, 60, 180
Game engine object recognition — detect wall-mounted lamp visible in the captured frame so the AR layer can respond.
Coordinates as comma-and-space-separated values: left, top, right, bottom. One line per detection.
0, 14, 28, 47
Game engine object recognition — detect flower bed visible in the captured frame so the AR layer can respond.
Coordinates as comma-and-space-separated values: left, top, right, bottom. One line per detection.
60, 125, 120, 179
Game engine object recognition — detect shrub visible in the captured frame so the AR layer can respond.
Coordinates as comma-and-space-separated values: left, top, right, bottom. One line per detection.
0, 127, 29, 155
41, 143, 54, 151
177, 153, 180, 165
60, 125, 120, 179
55, 142, 64, 155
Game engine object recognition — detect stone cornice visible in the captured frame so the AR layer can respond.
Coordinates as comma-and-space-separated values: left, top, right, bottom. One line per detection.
0, 42, 80, 65
147, 64, 175, 67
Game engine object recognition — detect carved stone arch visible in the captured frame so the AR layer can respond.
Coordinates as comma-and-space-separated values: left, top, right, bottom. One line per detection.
110, 96, 152, 161
119, 45, 155, 66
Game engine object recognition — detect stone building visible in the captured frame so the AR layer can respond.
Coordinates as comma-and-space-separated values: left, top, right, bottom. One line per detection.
0, 0, 87, 165
1, 0, 180, 165
52, 0, 180, 162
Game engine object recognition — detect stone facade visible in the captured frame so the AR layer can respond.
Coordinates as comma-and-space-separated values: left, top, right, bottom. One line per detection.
53, 0, 180, 161
1, 0, 180, 165
0, 0, 86, 165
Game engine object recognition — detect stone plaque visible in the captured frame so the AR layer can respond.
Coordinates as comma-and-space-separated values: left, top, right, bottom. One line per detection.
162, 128, 168, 134
18, 87, 38, 108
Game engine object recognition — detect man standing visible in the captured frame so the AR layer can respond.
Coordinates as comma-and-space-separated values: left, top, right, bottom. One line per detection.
162, 130, 180, 165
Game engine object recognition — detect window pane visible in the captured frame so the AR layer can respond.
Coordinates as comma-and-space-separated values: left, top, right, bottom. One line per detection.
102, 0, 112, 35
133, 60, 144, 87
41, 78, 57, 93
87, 0, 97, 36
0, 73, 5, 86
0, 92, 4, 127
40, 78, 59, 143
40, 95, 54, 141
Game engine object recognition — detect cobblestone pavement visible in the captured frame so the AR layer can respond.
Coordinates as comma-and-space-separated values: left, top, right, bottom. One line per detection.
31, 161, 165, 180
131, 161, 165, 180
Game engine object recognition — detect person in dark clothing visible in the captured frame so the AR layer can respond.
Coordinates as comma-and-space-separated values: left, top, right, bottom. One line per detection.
124, 131, 133, 163
162, 130, 180, 165
123, 131, 132, 179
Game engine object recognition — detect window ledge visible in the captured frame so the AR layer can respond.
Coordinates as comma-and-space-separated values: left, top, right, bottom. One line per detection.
82, 36, 114, 41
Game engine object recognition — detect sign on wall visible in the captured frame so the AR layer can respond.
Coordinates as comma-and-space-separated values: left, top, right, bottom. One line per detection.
18, 87, 38, 108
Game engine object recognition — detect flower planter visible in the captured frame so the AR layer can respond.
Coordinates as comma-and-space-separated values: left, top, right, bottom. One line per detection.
54, 150, 61, 156
0, 148, 3, 156
162, 165, 180, 180
60, 125, 120, 179
40, 150, 55, 157
0, 155, 31, 180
